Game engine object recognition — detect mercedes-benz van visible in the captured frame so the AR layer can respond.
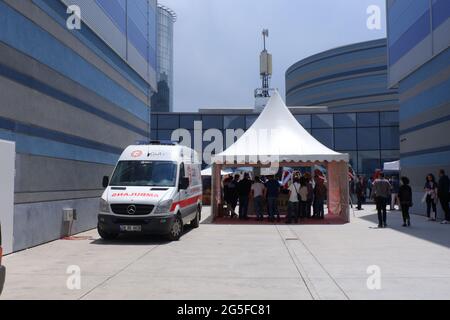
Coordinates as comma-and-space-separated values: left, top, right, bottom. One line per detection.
98, 142, 202, 241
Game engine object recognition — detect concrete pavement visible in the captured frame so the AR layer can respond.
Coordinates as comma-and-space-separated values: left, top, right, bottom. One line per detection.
1, 205, 450, 300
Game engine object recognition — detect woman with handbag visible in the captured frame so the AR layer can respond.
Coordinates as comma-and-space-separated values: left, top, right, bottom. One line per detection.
398, 177, 413, 227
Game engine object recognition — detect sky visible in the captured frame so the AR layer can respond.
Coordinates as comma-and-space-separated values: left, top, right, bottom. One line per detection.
161, 0, 387, 112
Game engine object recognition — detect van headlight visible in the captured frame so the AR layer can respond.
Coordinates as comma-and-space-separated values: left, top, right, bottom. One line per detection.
99, 198, 110, 213
153, 199, 174, 214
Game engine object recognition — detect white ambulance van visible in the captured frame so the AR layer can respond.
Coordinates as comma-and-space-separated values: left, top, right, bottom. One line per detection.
98, 141, 202, 241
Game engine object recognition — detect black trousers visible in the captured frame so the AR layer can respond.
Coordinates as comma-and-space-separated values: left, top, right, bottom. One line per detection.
401, 204, 410, 223
375, 197, 387, 225
426, 195, 437, 218
440, 195, 450, 221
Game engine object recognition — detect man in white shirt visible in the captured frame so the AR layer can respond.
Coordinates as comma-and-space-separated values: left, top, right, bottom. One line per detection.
286, 177, 301, 224
251, 177, 266, 221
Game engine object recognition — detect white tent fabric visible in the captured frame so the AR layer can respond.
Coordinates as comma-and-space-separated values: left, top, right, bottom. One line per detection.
213, 91, 349, 164
383, 160, 400, 171
210, 91, 350, 222
201, 167, 230, 176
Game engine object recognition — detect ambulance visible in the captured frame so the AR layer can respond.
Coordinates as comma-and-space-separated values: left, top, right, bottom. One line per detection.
98, 141, 203, 241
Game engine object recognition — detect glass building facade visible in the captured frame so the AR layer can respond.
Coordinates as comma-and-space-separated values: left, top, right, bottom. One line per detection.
61, 0, 158, 89
286, 39, 399, 113
152, 110, 400, 176
0, 0, 157, 251
387, 0, 450, 217
152, 4, 176, 112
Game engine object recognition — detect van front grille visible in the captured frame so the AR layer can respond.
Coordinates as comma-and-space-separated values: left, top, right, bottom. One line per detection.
110, 204, 155, 216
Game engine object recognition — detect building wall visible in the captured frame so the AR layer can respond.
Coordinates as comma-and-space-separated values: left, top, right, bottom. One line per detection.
0, 0, 156, 251
387, 0, 450, 217
286, 39, 399, 113
152, 110, 400, 176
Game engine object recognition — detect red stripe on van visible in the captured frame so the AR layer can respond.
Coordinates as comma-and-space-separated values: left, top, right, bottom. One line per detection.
170, 195, 202, 212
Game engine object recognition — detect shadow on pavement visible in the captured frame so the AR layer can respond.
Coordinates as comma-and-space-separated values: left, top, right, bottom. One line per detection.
359, 212, 450, 248
90, 226, 195, 246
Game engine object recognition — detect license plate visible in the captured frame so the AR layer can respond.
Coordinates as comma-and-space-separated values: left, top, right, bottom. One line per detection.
120, 225, 142, 232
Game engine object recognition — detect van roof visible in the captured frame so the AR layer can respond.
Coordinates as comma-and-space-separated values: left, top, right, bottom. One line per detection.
119, 144, 201, 163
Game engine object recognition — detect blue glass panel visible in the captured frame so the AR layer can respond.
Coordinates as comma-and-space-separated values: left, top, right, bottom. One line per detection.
358, 151, 381, 175
335, 128, 357, 151
380, 127, 400, 149
312, 114, 333, 128
295, 115, 311, 129
224, 115, 245, 130
96, 0, 126, 34
380, 111, 399, 126
202, 116, 223, 129
180, 115, 201, 130
312, 129, 334, 149
358, 128, 380, 150
334, 113, 356, 128
357, 112, 380, 127
157, 115, 179, 129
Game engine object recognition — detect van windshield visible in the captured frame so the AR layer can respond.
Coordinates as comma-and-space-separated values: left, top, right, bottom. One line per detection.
110, 161, 177, 187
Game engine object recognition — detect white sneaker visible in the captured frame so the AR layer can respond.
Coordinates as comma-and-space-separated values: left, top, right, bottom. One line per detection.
441, 220, 449, 224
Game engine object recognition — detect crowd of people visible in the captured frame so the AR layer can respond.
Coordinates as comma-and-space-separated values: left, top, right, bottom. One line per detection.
352, 169, 450, 228
221, 167, 450, 228
222, 170, 327, 224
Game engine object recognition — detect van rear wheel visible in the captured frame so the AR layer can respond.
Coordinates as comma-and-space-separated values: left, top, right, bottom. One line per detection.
167, 215, 183, 241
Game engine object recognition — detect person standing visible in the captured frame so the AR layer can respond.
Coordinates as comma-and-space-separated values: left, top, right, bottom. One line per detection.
367, 177, 373, 199
313, 174, 327, 219
424, 174, 438, 221
305, 174, 314, 218
372, 172, 391, 228
298, 177, 309, 219
286, 177, 300, 224
438, 169, 450, 224
398, 177, 413, 227
237, 173, 252, 220
390, 176, 400, 210
265, 175, 281, 222
251, 176, 266, 221
355, 176, 365, 210
227, 175, 240, 219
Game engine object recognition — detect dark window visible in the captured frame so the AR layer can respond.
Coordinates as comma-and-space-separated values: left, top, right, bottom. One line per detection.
202, 115, 223, 129
335, 128, 357, 151
312, 114, 333, 128
358, 151, 380, 176
312, 129, 334, 149
334, 113, 356, 128
151, 114, 157, 130
246, 115, 258, 129
157, 130, 175, 141
380, 127, 400, 149
295, 115, 312, 129
150, 130, 157, 140
380, 111, 399, 126
357, 112, 379, 127
224, 115, 245, 129
358, 128, 380, 150
180, 115, 201, 129
157, 115, 179, 129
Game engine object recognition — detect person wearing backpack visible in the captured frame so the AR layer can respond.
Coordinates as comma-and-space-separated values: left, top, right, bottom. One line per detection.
286, 177, 301, 224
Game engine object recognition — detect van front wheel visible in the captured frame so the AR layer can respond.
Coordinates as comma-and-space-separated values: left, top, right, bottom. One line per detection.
190, 206, 201, 228
97, 225, 119, 240
167, 215, 183, 241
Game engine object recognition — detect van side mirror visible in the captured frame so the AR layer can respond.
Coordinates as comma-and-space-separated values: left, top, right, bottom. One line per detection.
102, 176, 109, 188
179, 177, 189, 190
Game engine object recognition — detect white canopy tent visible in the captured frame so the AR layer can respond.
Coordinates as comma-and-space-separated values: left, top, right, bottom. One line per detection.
211, 91, 351, 222
201, 166, 231, 176
383, 160, 400, 172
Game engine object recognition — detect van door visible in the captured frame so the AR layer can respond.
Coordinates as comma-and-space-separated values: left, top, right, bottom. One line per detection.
178, 162, 188, 220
